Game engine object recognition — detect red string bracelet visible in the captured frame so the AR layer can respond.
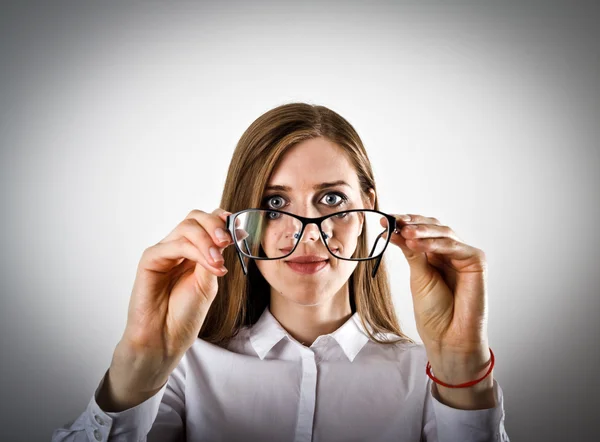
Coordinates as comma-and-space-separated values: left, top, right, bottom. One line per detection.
426, 347, 495, 389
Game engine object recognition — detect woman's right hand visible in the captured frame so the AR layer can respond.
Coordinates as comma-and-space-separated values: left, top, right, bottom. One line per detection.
98, 208, 234, 411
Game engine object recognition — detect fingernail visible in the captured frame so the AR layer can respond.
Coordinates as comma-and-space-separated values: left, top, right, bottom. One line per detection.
398, 215, 411, 222
215, 228, 229, 244
209, 247, 224, 263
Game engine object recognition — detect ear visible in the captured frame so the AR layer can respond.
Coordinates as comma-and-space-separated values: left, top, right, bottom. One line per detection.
366, 188, 376, 210
359, 188, 376, 235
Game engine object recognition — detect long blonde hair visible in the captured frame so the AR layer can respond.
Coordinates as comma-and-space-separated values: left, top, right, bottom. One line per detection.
199, 103, 415, 347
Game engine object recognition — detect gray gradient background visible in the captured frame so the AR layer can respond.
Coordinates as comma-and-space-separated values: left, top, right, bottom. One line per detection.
1, 1, 598, 441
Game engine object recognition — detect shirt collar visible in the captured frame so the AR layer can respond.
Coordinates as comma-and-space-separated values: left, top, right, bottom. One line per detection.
248, 306, 289, 361
249, 306, 371, 362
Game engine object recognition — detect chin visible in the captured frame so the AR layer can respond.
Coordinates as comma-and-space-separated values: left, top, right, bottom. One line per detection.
276, 288, 329, 307
256, 261, 358, 304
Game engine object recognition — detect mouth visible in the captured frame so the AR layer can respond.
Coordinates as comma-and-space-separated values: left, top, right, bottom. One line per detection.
284, 260, 329, 275
281, 248, 337, 275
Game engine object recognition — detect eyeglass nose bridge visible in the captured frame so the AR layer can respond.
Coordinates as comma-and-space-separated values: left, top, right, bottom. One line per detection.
292, 221, 330, 242
292, 231, 330, 240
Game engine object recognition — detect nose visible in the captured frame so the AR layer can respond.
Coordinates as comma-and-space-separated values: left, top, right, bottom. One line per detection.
295, 222, 321, 243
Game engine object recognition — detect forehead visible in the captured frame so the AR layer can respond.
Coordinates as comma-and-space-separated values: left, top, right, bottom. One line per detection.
266, 138, 359, 190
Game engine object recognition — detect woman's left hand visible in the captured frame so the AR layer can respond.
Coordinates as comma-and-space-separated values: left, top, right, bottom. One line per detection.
383, 213, 493, 386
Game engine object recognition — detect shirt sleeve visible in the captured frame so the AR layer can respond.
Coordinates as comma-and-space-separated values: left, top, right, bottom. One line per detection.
421, 378, 510, 442
51, 365, 186, 442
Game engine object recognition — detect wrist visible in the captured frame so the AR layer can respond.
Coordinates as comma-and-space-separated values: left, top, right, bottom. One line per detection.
426, 345, 496, 410
427, 345, 492, 386
96, 342, 174, 412
96, 364, 167, 412
112, 339, 175, 389
432, 374, 496, 410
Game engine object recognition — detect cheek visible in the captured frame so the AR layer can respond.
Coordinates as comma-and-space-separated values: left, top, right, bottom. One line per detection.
337, 259, 359, 278
255, 260, 283, 283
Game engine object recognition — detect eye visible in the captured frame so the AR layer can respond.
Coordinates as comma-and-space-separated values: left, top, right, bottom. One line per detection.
320, 192, 347, 206
267, 211, 281, 220
265, 195, 285, 209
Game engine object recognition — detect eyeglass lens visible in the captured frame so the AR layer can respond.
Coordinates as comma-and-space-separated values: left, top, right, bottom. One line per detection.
232, 210, 391, 260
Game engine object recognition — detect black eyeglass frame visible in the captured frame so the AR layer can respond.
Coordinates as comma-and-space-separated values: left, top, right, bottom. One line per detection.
225, 208, 397, 278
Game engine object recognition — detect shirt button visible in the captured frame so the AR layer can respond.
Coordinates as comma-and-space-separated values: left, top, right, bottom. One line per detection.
94, 415, 104, 425
93, 428, 102, 441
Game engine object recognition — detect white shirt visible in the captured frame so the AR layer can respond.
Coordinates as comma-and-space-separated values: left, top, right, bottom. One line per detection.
52, 307, 510, 441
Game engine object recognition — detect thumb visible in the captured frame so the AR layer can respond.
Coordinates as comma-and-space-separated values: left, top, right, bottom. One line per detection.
394, 230, 430, 274
194, 208, 232, 301
387, 218, 431, 278
193, 253, 221, 305
393, 231, 444, 301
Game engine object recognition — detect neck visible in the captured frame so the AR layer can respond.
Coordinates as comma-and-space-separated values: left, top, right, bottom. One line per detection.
269, 283, 353, 347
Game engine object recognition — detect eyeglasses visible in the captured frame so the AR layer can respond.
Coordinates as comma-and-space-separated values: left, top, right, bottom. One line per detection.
225, 208, 397, 278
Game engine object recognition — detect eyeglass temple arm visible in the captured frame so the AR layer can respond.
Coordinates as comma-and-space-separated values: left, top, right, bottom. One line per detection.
370, 232, 386, 278
368, 231, 385, 258
371, 216, 396, 278
371, 256, 382, 278
239, 241, 249, 275
227, 216, 248, 276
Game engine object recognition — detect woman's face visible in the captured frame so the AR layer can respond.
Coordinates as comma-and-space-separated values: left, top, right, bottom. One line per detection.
255, 137, 374, 306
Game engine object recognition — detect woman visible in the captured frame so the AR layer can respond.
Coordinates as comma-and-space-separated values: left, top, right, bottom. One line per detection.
52, 103, 509, 441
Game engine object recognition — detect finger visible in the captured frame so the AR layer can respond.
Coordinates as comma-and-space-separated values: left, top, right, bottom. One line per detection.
397, 224, 462, 243
379, 214, 441, 235
217, 208, 233, 223
403, 237, 485, 267
377, 217, 452, 246
393, 214, 443, 229
165, 219, 229, 268
163, 209, 233, 248
234, 228, 249, 241
377, 215, 430, 271
141, 237, 226, 276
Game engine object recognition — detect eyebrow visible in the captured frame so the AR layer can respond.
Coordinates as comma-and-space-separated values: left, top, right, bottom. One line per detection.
264, 180, 351, 192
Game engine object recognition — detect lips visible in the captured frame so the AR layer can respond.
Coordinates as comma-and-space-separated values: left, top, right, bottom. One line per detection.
285, 260, 329, 274
285, 255, 329, 263
280, 250, 330, 274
